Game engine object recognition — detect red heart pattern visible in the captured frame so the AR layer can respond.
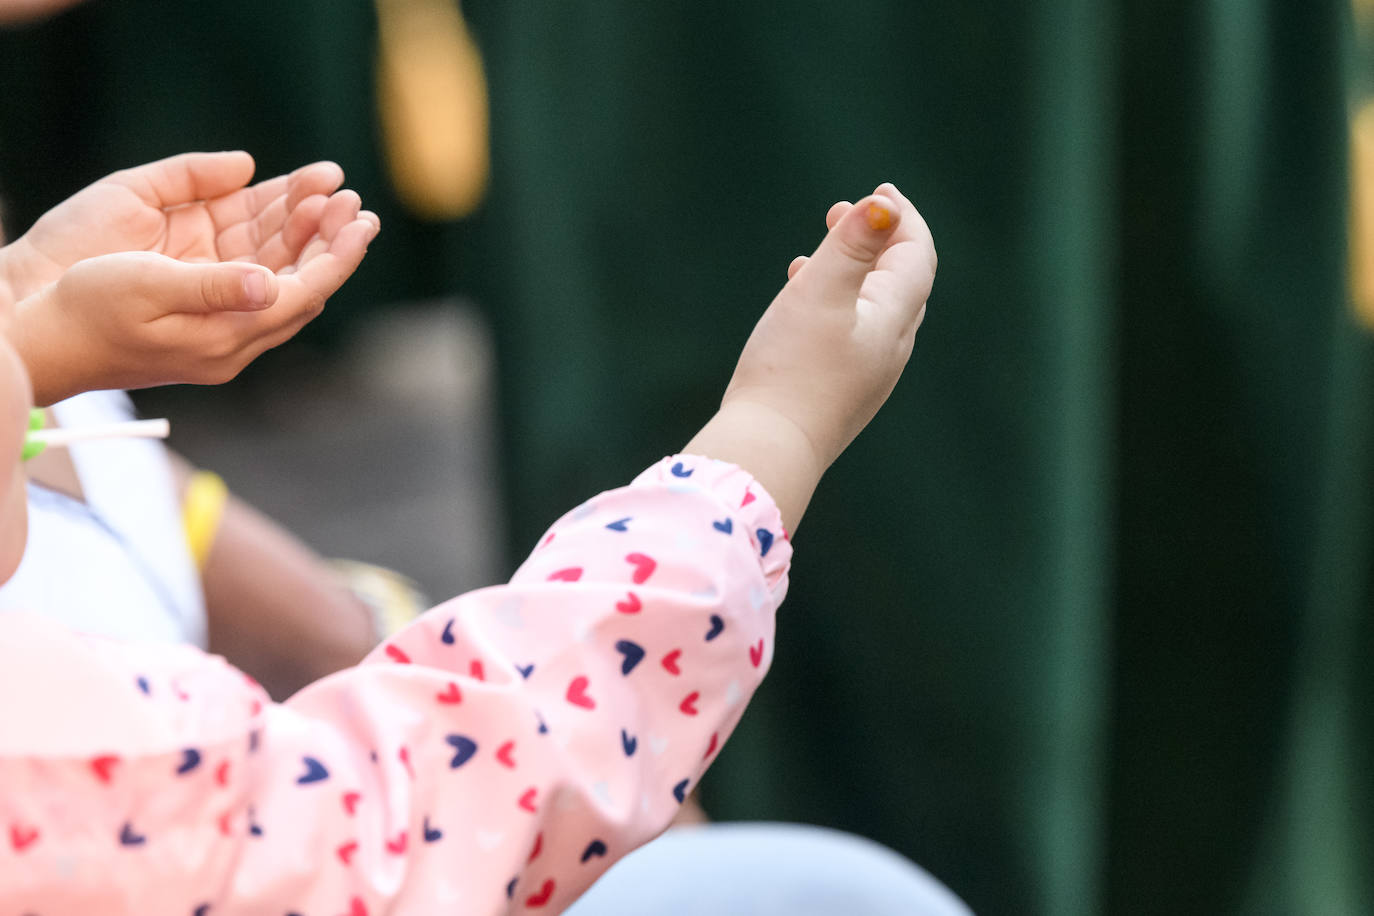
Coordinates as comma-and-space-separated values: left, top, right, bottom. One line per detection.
625, 553, 657, 584
525, 878, 555, 908
2, 456, 789, 915
661, 649, 683, 675
496, 741, 517, 769
566, 676, 596, 709
436, 682, 462, 704
90, 754, 119, 784
9, 824, 38, 852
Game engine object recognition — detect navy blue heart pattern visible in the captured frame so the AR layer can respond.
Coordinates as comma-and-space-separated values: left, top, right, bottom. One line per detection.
296, 757, 330, 785
756, 528, 774, 557
705, 615, 725, 641
614, 640, 646, 675
88, 454, 787, 913
446, 734, 478, 769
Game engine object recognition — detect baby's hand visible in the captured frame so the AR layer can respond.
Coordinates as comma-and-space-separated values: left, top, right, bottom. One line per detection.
725, 182, 935, 470
685, 183, 935, 531
9, 195, 378, 403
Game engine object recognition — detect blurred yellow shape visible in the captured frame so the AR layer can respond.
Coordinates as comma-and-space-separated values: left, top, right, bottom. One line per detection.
1349, 102, 1374, 328
376, 0, 490, 221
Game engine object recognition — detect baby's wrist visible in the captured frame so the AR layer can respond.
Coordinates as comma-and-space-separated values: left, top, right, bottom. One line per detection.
683, 398, 827, 533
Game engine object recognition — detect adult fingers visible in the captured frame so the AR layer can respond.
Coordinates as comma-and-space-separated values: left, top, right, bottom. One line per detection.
109, 151, 256, 209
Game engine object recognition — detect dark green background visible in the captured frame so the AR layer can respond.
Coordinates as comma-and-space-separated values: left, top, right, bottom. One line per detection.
2, 1, 1371, 912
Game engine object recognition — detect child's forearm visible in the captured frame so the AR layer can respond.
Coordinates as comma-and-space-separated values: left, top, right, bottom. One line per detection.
683, 399, 826, 534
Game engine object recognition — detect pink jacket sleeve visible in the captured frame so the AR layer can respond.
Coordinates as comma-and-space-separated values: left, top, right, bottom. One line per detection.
0, 455, 790, 916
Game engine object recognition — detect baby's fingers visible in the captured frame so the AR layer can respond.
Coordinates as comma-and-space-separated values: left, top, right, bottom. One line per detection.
864, 187, 936, 331
786, 200, 858, 278
792, 193, 901, 307
825, 200, 852, 230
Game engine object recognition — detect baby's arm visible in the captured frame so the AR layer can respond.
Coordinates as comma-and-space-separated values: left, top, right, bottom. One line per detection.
688, 182, 935, 530
0, 454, 790, 915
0, 184, 934, 915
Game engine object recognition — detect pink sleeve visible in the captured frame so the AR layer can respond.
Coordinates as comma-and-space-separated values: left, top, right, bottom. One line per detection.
0, 455, 791, 916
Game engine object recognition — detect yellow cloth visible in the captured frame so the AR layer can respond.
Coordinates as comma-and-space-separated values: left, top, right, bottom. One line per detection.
181, 470, 229, 572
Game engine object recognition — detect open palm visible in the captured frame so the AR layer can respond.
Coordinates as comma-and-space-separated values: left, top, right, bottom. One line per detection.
1, 151, 352, 299
3, 151, 381, 404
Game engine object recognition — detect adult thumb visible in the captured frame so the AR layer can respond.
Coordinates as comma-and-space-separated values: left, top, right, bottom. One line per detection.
794, 193, 901, 305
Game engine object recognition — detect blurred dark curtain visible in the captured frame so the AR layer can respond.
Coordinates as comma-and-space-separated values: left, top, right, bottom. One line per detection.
2, 1, 1372, 913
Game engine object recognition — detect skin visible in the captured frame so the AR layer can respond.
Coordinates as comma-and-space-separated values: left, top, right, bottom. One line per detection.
0, 0, 86, 25
0, 152, 378, 404
685, 182, 936, 533
0, 178, 937, 696
168, 455, 378, 700
0, 151, 382, 694
0, 335, 28, 584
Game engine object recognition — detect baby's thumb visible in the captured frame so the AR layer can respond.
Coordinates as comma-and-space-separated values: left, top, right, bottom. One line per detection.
796, 193, 901, 304
171, 261, 279, 312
